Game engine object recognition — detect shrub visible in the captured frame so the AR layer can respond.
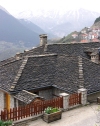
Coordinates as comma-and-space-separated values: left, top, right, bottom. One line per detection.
0, 120, 12, 126
44, 107, 59, 114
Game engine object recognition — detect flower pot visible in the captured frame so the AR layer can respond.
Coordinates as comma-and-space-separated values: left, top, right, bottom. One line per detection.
43, 110, 62, 123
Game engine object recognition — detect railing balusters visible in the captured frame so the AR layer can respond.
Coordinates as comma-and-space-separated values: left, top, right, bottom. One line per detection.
0, 97, 63, 121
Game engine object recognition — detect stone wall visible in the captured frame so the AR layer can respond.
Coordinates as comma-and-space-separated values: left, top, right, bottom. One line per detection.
53, 88, 65, 98
13, 115, 42, 126
10, 95, 14, 108
87, 92, 100, 102
16, 99, 18, 107
0, 90, 4, 111
39, 89, 53, 100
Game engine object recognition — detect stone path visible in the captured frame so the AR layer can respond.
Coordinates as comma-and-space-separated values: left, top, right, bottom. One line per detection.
28, 103, 100, 126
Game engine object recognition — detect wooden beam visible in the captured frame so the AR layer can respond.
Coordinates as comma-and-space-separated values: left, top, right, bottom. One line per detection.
6, 93, 10, 110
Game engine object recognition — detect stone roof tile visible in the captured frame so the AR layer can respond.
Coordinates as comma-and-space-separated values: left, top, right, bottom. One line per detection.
14, 90, 44, 104
0, 59, 23, 92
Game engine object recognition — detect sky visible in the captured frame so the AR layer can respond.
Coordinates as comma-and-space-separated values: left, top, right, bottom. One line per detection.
0, 0, 100, 16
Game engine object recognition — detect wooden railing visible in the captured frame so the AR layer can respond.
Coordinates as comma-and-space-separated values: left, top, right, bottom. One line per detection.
69, 93, 81, 106
0, 97, 63, 121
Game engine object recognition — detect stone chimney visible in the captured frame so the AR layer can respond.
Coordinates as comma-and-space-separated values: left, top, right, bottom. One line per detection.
24, 49, 29, 53
91, 52, 99, 64
39, 34, 47, 46
15, 52, 22, 60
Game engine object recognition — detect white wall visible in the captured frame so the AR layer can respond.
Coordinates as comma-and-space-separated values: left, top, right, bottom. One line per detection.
53, 88, 64, 98
10, 95, 14, 108
0, 90, 4, 111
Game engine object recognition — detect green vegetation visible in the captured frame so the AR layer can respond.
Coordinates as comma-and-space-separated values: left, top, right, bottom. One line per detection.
44, 107, 59, 114
0, 120, 12, 126
94, 16, 100, 24
0, 41, 29, 61
56, 31, 79, 43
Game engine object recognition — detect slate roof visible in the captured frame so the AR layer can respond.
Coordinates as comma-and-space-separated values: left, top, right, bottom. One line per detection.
0, 45, 45, 67
53, 55, 79, 93
0, 42, 100, 96
13, 54, 57, 92
45, 42, 100, 58
0, 57, 17, 67
23, 45, 45, 56
14, 90, 44, 104
0, 59, 23, 92
82, 57, 100, 94
84, 47, 99, 54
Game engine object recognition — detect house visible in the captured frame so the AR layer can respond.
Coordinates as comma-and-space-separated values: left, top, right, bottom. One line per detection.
92, 38, 100, 42
81, 27, 90, 34
72, 34, 78, 38
0, 34, 100, 111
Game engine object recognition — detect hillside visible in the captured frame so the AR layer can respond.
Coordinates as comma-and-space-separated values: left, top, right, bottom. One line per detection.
19, 19, 45, 35
17, 8, 100, 37
0, 9, 40, 47
94, 16, 100, 24
91, 21, 100, 29
0, 6, 47, 61
56, 31, 79, 43
0, 41, 28, 61
56, 16, 100, 44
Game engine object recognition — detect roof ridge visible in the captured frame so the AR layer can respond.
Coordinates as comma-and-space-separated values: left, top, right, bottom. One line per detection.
78, 56, 84, 88
0, 58, 22, 67
9, 57, 28, 92
46, 42, 100, 46
22, 90, 37, 96
24, 53, 57, 58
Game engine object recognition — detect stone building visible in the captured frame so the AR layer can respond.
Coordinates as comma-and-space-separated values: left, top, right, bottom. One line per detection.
0, 34, 100, 111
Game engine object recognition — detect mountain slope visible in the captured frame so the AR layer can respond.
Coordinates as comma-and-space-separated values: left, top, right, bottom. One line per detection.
94, 16, 100, 24
0, 5, 9, 14
16, 8, 100, 37
19, 19, 57, 39
0, 6, 46, 61
56, 16, 100, 44
50, 9, 100, 36
19, 19, 45, 34
56, 31, 79, 43
0, 9, 39, 47
91, 16, 100, 29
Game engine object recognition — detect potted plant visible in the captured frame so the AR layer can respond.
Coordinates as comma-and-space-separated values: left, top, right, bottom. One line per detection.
43, 107, 62, 123
0, 120, 13, 126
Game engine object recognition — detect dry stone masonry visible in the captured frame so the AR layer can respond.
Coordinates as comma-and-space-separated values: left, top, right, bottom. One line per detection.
78, 56, 84, 88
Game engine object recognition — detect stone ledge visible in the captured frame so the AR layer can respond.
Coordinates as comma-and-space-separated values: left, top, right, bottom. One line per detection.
13, 114, 42, 126
24, 53, 57, 58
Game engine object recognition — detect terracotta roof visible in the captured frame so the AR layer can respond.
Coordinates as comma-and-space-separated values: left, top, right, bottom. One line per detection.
80, 40, 88, 43
72, 34, 78, 36
92, 39, 100, 42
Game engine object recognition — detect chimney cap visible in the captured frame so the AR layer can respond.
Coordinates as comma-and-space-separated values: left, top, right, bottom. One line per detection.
24, 49, 29, 52
39, 34, 47, 38
16, 52, 20, 55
